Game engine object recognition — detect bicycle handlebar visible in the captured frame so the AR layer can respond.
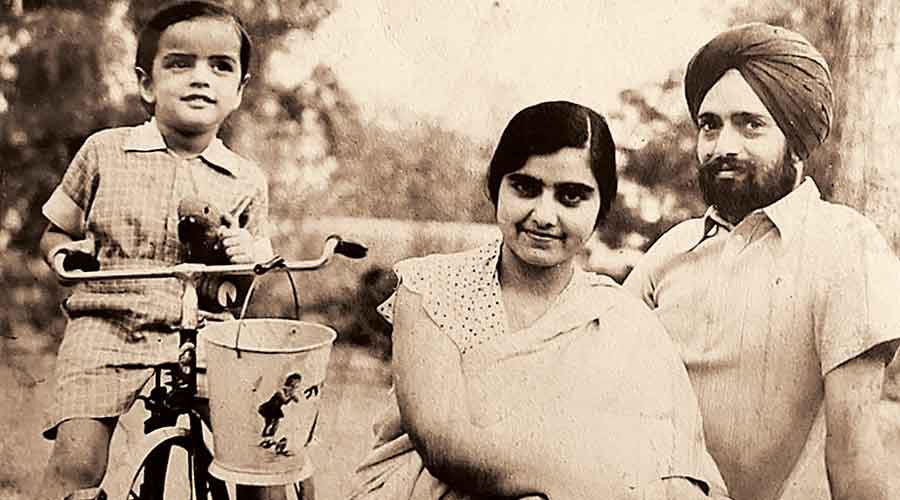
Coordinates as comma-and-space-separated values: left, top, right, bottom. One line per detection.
50, 234, 368, 283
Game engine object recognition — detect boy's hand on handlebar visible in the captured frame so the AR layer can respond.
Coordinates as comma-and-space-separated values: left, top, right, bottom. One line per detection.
50, 237, 100, 284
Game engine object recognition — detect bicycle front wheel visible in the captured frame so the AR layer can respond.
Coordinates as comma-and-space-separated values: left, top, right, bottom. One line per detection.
107, 426, 228, 500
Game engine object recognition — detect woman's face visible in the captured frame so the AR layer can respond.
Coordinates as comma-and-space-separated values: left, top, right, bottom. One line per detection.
496, 147, 600, 268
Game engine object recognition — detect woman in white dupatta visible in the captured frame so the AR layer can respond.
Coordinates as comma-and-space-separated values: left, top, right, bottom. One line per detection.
349, 101, 727, 500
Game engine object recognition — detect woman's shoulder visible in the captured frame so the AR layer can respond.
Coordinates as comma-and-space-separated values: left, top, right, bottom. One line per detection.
379, 241, 500, 325
396, 242, 496, 269
393, 241, 498, 291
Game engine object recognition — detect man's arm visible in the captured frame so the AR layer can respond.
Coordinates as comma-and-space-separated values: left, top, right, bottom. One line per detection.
392, 286, 548, 497
824, 342, 900, 500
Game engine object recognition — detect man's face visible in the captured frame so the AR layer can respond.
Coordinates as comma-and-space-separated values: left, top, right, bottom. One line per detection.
695, 69, 798, 223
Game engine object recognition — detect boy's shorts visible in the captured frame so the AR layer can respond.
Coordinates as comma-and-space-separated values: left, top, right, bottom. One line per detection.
43, 315, 210, 439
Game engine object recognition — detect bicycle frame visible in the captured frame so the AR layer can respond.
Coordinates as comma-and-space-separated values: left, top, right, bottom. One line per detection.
51, 235, 367, 500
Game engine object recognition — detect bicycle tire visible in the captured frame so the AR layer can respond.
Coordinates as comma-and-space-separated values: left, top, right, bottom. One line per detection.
106, 426, 228, 500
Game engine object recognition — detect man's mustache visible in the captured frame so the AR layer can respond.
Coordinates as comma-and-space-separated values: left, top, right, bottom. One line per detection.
700, 156, 756, 173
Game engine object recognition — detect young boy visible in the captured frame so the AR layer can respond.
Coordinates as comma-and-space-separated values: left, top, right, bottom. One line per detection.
38, 3, 280, 499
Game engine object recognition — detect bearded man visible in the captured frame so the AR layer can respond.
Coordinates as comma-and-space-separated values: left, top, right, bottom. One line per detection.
624, 23, 900, 500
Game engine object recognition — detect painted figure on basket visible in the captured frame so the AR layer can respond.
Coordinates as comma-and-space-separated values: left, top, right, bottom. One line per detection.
258, 372, 303, 453
257, 372, 321, 456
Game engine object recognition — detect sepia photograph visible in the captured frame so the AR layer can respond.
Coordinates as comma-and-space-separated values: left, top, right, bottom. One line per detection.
1, 1, 899, 499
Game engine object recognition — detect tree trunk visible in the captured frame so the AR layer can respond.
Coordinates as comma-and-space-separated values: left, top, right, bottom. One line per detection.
831, 0, 900, 253
831, 0, 900, 468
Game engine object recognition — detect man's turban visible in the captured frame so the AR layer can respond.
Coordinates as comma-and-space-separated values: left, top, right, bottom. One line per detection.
684, 23, 834, 160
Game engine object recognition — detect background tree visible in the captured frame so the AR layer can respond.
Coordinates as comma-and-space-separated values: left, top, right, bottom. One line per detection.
828, 0, 900, 252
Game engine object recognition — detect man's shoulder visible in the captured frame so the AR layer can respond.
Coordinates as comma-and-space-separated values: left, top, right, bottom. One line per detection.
806, 198, 885, 242
799, 199, 896, 275
591, 278, 655, 316
647, 217, 707, 254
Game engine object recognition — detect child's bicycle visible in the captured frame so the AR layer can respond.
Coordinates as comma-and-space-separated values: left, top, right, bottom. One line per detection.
50, 235, 368, 500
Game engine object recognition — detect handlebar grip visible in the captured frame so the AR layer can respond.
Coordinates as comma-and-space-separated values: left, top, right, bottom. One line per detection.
49, 238, 100, 274
62, 251, 101, 272
334, 238, 368, 259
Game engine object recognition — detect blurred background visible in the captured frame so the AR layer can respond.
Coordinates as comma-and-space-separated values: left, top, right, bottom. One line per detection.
1, 0, 896, 498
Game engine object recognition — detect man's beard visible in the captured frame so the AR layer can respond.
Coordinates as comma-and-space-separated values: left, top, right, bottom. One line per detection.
698, 150, 797, 225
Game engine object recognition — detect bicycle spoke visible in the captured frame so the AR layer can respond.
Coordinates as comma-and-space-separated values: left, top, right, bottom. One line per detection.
187, 450, 196, 500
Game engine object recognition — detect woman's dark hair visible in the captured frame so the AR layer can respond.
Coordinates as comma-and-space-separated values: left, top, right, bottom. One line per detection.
486, 100, 617, 226
135, 1, 253, 81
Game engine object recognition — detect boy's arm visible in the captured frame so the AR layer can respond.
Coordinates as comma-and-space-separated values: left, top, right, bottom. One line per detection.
41, 133, 101, 271
40, 223, 75, 266
40, 223, 98, 280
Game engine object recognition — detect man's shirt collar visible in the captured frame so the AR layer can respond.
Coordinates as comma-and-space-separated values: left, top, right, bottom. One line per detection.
687, 207, 732, 252
123, 119, 240, 176
691, 177, 820, 251
761, 177, 819, 245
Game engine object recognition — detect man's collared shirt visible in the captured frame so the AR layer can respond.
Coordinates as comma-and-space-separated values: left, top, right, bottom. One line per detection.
43, 120, 271, 329
624, 179, 900, 500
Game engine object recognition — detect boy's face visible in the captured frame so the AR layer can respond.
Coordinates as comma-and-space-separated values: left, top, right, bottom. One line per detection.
139, 16, 247, 137
284, 379, 301, 397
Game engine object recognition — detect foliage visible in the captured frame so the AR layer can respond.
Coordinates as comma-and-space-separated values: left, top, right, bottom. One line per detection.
0, 7, 142, 253
307, 116, 495, 224
0, 5, 143, 346
605, 73, 706, 251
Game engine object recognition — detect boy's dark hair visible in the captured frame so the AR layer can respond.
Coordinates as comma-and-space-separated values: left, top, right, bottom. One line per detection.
486, 100, 618, 227
284, 372, 303, 386
135, 1, 253, 81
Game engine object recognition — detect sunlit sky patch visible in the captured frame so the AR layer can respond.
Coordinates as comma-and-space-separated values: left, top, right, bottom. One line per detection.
269, 0, 734, 140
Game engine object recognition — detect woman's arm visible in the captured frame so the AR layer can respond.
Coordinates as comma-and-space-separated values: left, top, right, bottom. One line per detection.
392, 285, 547, 497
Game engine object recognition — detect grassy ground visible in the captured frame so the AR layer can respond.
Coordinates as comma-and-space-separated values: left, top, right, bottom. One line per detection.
0, 340, 391, 500
6, 336, 900, 500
